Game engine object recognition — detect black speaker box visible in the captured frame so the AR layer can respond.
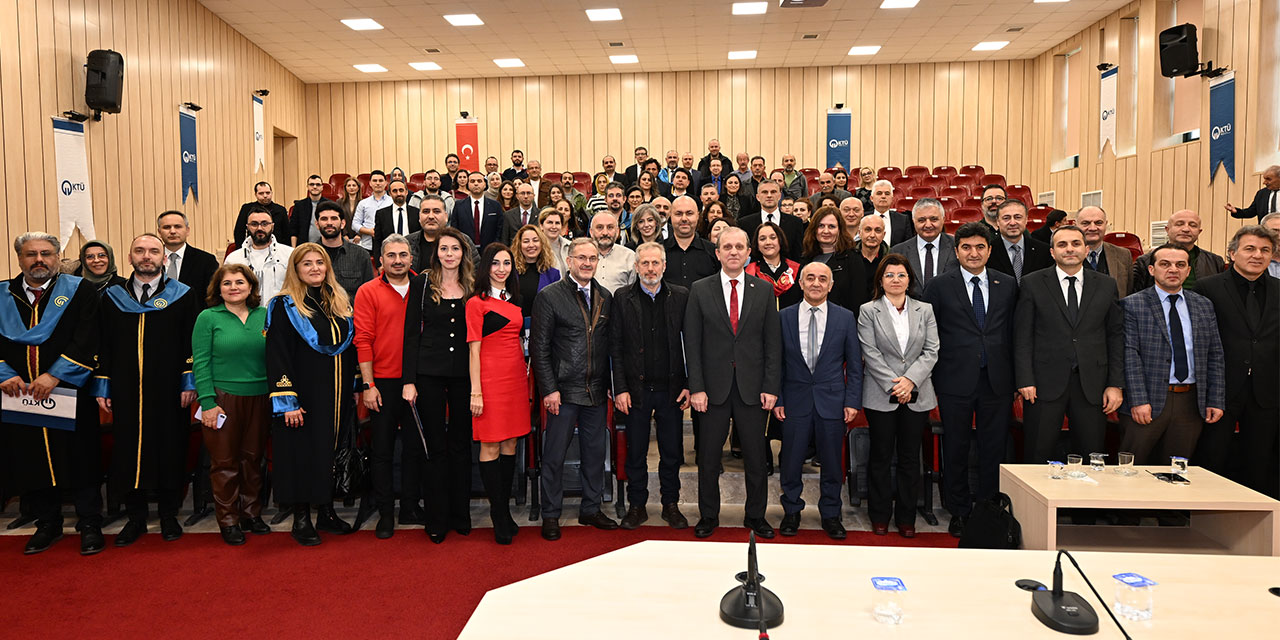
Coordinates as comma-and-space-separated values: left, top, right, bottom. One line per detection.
85, 49, 124, 113
1159, 24, 1199, 77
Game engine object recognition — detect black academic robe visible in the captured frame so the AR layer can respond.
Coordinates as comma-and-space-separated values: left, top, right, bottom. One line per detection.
0, 274, 100, 493
94, 277, 198, 499
266, 291, 357, 505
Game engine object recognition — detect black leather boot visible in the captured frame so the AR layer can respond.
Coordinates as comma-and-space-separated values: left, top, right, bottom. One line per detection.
291, 504, 321, 546
314, 504, 353, 535
498, 454, 519, 537
478, 460, 511, 544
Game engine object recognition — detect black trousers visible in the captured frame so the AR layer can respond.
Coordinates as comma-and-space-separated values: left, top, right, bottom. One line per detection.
866, 405, 927, 526
541, 402, 608, 519
27, 485, 101, 530
623, 387, 683, 506
416, 375, 473, 533
371, 378, 418, 513
938, 369, 1010, 518
698, 380, 768, 520
1023, 370, 1106, 464
1194, 384, 1279, 498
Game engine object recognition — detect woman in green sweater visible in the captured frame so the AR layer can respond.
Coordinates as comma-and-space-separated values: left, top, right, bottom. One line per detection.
192, 263, 271, 546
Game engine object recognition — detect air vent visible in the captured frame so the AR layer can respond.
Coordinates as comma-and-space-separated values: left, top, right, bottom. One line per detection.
609, 42, 625, 47
1037, 191, 1056, 208
780, 0, 829, 7
802, 34, 820, 40
424, 48, 442, 54
1006, 26, 1024, 33
1149, 220, 1168, 247
1081, 190, 1103, 209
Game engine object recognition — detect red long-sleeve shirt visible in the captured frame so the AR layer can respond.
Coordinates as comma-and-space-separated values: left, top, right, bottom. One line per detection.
354, 275, 408, 380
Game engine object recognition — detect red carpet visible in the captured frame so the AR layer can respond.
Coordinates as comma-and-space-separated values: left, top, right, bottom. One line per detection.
0, 525, 956, 638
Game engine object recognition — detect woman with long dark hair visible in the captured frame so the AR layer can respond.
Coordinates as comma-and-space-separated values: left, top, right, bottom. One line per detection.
402, 228, 476, 543
720, 174, 758, 220
800, 206, 866, 313
468, 243, 530, 544
338, 177, 363, 238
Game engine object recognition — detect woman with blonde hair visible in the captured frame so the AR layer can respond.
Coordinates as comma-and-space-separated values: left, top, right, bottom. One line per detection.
511, 225, 561, 321
265, 243, 358, 546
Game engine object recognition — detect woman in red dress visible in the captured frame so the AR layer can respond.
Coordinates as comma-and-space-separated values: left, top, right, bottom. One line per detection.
468, 242, 530, 544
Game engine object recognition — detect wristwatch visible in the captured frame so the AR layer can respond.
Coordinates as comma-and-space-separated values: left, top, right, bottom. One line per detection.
360, 382, 373, 391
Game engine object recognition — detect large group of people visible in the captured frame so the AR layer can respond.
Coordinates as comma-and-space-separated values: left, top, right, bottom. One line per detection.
2, 142, 1277, 557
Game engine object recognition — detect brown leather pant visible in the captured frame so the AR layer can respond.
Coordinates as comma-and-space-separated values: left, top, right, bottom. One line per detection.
203, 391, 270, 527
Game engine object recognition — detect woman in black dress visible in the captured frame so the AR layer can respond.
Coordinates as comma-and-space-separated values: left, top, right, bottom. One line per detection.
266, 243, 358, 546
800, 206, 867, 313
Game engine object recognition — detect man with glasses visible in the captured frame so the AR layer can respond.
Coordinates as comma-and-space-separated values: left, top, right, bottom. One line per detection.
440, 153, 462, 193
979, 184, 1007, 235
290, 175, 334, 246
225, 206, 293, 302
408, 169, 455, 213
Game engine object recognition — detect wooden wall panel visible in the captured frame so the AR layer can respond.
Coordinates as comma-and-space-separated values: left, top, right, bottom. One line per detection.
0, 0, 305, 278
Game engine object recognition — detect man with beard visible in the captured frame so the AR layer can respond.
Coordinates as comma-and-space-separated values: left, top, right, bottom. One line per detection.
290, 175, 333, 246
680, 152, 702, 192
590, 210, 636, 294
559, 171, 588, 214
233, 181, 291, 246
374, 179, 420, 261
408, 195, 478, 273
780, 154, 808, 200
696, 138, 730, 176
225, 207, 294, 303
0, 233, 101, 555
409, 169, 455, 213
501, 183, 541, 246
95, 234, 200, 546
316, 202, 374, 302
808, 173, 853, 212
658, 150, 680, 185
663, 196, 719, 290
502, 149, 528, 182
440, 153, 462, 193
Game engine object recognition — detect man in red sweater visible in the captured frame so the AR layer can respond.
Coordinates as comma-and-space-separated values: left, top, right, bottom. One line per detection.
354, 234, 417, 539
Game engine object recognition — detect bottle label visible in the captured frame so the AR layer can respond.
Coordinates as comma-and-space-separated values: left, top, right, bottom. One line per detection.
1112, 572, 1157, 587
872, 577, 907, 591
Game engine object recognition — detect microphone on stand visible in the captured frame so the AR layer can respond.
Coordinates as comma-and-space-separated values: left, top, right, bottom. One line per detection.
1029, 550, 1132, 638
720, 531, 784, 633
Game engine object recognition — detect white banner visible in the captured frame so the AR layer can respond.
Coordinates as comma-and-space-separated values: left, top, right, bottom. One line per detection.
252, 95, 265, 172
51, 117, 96, 245
1098, 66, 1118, 156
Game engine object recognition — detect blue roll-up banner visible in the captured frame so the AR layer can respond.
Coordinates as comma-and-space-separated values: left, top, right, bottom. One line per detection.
179, 106, 198, 203
1208, 71, 1235, 184
826, 110, 852, 170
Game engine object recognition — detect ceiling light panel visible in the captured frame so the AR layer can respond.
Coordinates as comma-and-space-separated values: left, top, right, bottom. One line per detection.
493, 58, 525, 68
340, 18, 382, 31
444, 14, 484, 26
848, 45, 881, 55
610, 54, 639, 64
585, 8, 623, 21
728, 50, 757, 60
354, 63, 387, 73
972, 41, 1010, 51
732, 2, 768, 15
409, 62, 442, 71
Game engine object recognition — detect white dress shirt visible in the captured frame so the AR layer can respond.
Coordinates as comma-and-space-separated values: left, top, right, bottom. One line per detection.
760, 208, 782, 227
883, 296, 910, 355
131, 274, 162, 302
874, 209, 894, 243
915, 234, 941, 278
964, 268, 989, 314
798, 300, 828, 365
1054, 265, 1085, 305
23, 279, 46, 304
391, 204, 410, 236
352, 193, 390, 250
720, 270, 745, 319
165, 243, 188, 279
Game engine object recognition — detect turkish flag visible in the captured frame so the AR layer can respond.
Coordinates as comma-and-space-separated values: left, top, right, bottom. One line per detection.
456, 119, 479, 172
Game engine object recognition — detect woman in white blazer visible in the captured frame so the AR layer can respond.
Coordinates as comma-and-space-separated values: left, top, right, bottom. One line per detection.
857, 253, 939, 538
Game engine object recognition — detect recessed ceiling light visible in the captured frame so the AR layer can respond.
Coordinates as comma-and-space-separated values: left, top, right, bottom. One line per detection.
732, 2, 768, 15
879, 0, 919, 8
609, 54, 638, 64
493, 58, 525, 68
848, 45, 882, 56
340, 18, 383, 31
972, 41, 1010, 51
409, 62, 442, 71
585, 8, 623, 21
353, 63, 387, 73
444, 14, 484, 26
728, 50, 757, 60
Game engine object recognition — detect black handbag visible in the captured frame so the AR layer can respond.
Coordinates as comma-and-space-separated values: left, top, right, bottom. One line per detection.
332, 418, 370, 498
958, 492, 1023, 549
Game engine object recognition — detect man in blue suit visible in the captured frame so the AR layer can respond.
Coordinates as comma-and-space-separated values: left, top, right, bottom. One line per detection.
923, 222, 1018, 539
449, 171, 504, 248
1118, 243, 1226, 465
773, 262, 862, 540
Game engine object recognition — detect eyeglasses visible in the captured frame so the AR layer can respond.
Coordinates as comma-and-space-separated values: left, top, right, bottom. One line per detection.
569, 254, 599, 263
308, 182, 324, 187
246, 221, 274, 229
982, 195, 1007, 203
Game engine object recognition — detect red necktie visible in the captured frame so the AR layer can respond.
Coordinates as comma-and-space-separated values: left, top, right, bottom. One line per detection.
27, 287, 42, 375
473, 200, 482, 243
729, 279, 739, 334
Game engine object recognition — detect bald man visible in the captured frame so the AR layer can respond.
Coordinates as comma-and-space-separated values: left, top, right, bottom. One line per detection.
1131, 210, 1225, 292
1225, 165, 1280, 223
1077, 205, 1134, 297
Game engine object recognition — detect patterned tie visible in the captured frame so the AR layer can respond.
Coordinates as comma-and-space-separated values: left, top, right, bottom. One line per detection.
579, 286, 591, 309
1066, 276, 1079, 324
500, 289, 508, 302
26, 287, 42, 376
522, 209, 530, 226
1011, 244, 1024, 282
971, 276, 987, 367
923, 243, 935, 284
473, 201, 482, 243
1088, 250, 1099, 271
167, 253, 180, 279
729, 279, 740, 334
1168, 294, 1188, 382
806, 306, 819, 372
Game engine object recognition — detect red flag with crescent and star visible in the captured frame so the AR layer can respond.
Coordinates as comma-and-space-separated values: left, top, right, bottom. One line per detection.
456, 118, 479, 172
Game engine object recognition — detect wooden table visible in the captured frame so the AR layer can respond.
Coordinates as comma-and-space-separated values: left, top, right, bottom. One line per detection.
460, 540, 1280, 638
1000, 464, 1280, 556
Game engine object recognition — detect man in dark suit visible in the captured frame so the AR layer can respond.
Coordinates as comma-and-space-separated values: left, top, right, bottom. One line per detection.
1077, 205, 1134, 297
737, 179, 805, 262
1194, 225, 1279, 497
156, 211, 219, 308
1225, 165, 1279, 223
684, 226, 781, 539
888, 199, 957, 286
290, 174, 334, 246
867, 179, 913, 246
449, 171, 504, 248
986, 199, 1054, 285
924, 222, 1018, 538
622, 146, 648, 187
773, 262, 862, 540
500, 182, 540, 246
1118, 243, 1226, 466
373, 179, 420, 261
1014, 225, 1125, 463
232, 181, 291, 246
1029, 209, 1068, 245
500, 149, 528, 182
1132, 210, 1225, 292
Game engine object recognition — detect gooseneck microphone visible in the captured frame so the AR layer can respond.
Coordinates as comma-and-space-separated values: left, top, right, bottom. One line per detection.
1030, 550, 1130, 638
720, 531, 783, 632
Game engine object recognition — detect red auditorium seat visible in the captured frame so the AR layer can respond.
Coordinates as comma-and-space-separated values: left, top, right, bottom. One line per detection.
1027, 205, 1053, 231
1007, 184, 1034, 205
950, 173, 979, 192
933, 165, 958, 179
572, 171, 592, 194
892, 176, 917, 193
939, 186, 970, 201
321, 184, 338, 200
909, 185, 937, 199
962, 196, 984, 209
959, 164, 986, 181
904, 165, 930, 184
800, 168, 821, 180
408, 172, 426, 193
329, 172, 351, 193
806, 175, 822, 195
895, 196, 919, 213
937, 197, 960, 216
920, 175, 948, 192
1105, 232, 1145, 260
982, 173, 1007, 189
944, 206, 984, 234
878, 166, 903, 182
356, 173, 372, 197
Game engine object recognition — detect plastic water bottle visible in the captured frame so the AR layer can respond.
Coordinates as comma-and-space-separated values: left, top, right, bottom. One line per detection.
871, 577, 906, 624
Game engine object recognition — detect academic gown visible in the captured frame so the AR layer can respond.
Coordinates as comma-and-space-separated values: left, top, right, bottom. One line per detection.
0, 274, 100, 494
93, 277, 198, 501
266, 289, 357, 505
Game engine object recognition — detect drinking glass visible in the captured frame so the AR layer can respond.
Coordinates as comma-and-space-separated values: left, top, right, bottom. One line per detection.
1066, 454, 1086, 478
1116, 452, 1135, 476
1089, 452, 1107, 472
1049, 460, 1066, 479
